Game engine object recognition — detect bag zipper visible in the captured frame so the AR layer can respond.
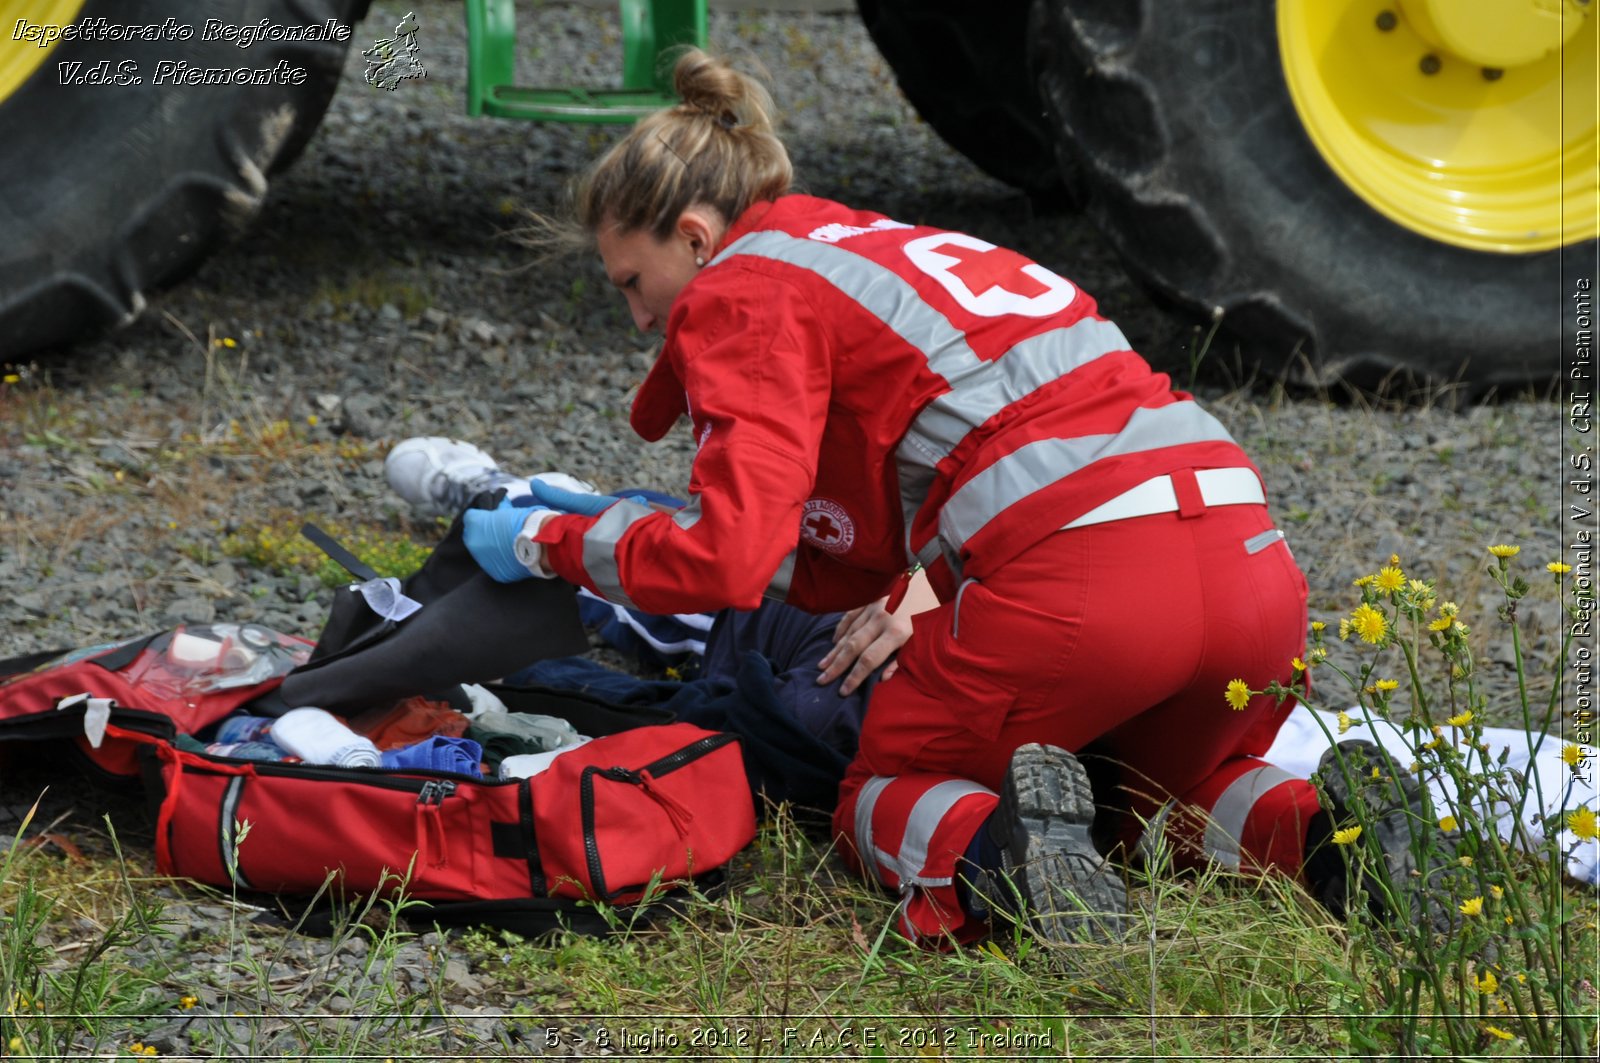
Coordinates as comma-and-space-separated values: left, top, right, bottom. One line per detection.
415, 779, 458, 869
583, 731, 740, 900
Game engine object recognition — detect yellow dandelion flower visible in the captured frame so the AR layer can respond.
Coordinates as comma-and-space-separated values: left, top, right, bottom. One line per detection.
1353, 573, 1375, 587
1567, 807, 1599, 841
1350, 603, 1387, 644
1446, 710, 1474, 727
1459, 855, 1473, 868
1439, 815, 1458, 831
307, 414, 319, 427
1549, 561, 1573, 575
1291, 657, 1307, 673
1440, 601, 1460, 617
1309, 647, 1328, 664
1563, 743, 1585, 768
1476, 970, 1499, 994
1338, 618, 1352, 640
8, 1037, 21, 1053
1459, 896, 1484, 917
179, 994, 198, 1009
1505, 914, 1515, 924
1332, 825, 1363, 845
222, 337, 237, 348
1484, 1025, 1514, 1040
1428, 616, 1454, 632
1375, 566, 1405, 592
1487, 544, 1519, 558
1388, 553, 1400, 566
1375, 678, 1398, 692
1224, 679, 1252, 711
1311, 620, 1325, 633
1407, 578, 1428, 593
1337, 710, 1352, 735
1489, 885, 1503, 899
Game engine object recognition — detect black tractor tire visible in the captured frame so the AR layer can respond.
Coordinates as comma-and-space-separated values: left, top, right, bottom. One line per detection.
0, 0, 368, 358
1029, 0, 1591, 395
857, 0, 1067, 199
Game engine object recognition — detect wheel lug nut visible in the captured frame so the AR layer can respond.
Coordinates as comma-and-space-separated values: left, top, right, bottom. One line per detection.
1419, 54, 1442, 75
1375, 9, 1398, 31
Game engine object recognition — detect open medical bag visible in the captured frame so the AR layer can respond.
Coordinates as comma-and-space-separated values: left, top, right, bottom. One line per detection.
0, 506, 757, 934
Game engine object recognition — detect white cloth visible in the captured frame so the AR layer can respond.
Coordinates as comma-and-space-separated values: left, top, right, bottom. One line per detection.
1265, 705, 1598, 886
497, 735, 593, 780
461, 683, 510, 720
271, 707, 381, 768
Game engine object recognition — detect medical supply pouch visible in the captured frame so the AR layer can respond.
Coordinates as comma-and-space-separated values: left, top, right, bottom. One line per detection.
0, 624, 311, 778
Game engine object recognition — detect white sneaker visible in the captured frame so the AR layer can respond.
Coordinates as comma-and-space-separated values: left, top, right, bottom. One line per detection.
384, 437, 524, 518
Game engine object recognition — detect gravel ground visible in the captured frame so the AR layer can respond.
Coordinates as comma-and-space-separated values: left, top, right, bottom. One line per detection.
0, 0, 1579, 1051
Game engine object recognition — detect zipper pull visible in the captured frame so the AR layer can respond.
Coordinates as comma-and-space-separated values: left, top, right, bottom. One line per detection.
417, 779, 456, 805
883, 563, 923, 614
634, 769, 693, 838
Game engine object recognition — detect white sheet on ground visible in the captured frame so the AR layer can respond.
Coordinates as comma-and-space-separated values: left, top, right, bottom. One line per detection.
1264, 705, 1598, 887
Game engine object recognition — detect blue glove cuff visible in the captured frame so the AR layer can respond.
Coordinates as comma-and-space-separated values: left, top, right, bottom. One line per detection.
462, 504, 547, 583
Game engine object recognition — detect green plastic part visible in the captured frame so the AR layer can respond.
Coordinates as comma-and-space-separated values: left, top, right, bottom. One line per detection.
465, 0, 707, 122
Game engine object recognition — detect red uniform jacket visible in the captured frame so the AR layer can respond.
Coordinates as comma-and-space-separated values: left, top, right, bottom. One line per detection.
533, 195, 1257, 614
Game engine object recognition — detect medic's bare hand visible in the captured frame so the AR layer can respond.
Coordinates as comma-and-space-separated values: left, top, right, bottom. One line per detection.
817, 597, 911, 696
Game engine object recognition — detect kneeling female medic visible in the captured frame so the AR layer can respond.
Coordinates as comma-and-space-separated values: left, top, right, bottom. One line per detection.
465, 48, 1317, 943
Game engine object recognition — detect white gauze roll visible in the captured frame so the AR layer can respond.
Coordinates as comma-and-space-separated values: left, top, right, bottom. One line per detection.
271, 707, 380, 768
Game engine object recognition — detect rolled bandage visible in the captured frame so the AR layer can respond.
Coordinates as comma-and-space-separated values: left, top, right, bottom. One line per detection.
271, 707, 381, 769
168, 632, 225, 668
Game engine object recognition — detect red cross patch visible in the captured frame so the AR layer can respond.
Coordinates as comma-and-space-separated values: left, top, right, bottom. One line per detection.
799, 498, 856, 556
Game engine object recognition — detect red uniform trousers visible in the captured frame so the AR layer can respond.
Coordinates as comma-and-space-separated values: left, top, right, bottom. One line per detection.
832, 483, 1317, 943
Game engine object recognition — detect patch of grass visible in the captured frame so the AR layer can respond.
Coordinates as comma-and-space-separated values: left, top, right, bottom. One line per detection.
223, 516, 435, 588
312, 271, 432, 320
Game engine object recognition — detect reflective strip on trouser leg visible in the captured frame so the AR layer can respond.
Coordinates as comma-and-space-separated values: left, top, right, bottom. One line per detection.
1156, 758, 1320, 877
1205, 764, 1297, 870
849, 774, 997, 943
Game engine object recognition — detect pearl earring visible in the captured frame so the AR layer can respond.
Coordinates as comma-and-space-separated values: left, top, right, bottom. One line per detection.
695, 256, 705, 267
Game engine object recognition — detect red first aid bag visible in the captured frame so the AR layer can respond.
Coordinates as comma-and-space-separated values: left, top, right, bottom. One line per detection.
136, 721, 752, 909
2, 627, 757, 935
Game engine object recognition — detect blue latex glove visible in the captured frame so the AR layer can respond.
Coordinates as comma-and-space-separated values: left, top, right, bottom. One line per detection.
463, 503, 548, 583
526, 478, 646, 516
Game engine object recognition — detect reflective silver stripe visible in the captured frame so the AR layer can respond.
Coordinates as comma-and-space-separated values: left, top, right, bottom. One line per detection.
853, 775, 896, 887
579, 499, 657, 609
671, 495, 704, 531
895, 779, 992, 887
712, 230, 980, 376
901, 318, 1132, 465
764, 549, 796, 601
1203, 765, 1296, 870
950, 578, 978, 640
939, 402, 1239, 556
578, 499, 703, 608
1244, 528, 1285, 555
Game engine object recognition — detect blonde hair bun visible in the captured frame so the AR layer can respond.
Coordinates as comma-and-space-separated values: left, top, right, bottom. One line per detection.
671, 48, 778, 136
571, 47, 794, 240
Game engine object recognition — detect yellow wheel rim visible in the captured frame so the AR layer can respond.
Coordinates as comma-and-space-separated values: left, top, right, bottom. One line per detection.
0, 0, 89, 105
1278, 0, 1598, 253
